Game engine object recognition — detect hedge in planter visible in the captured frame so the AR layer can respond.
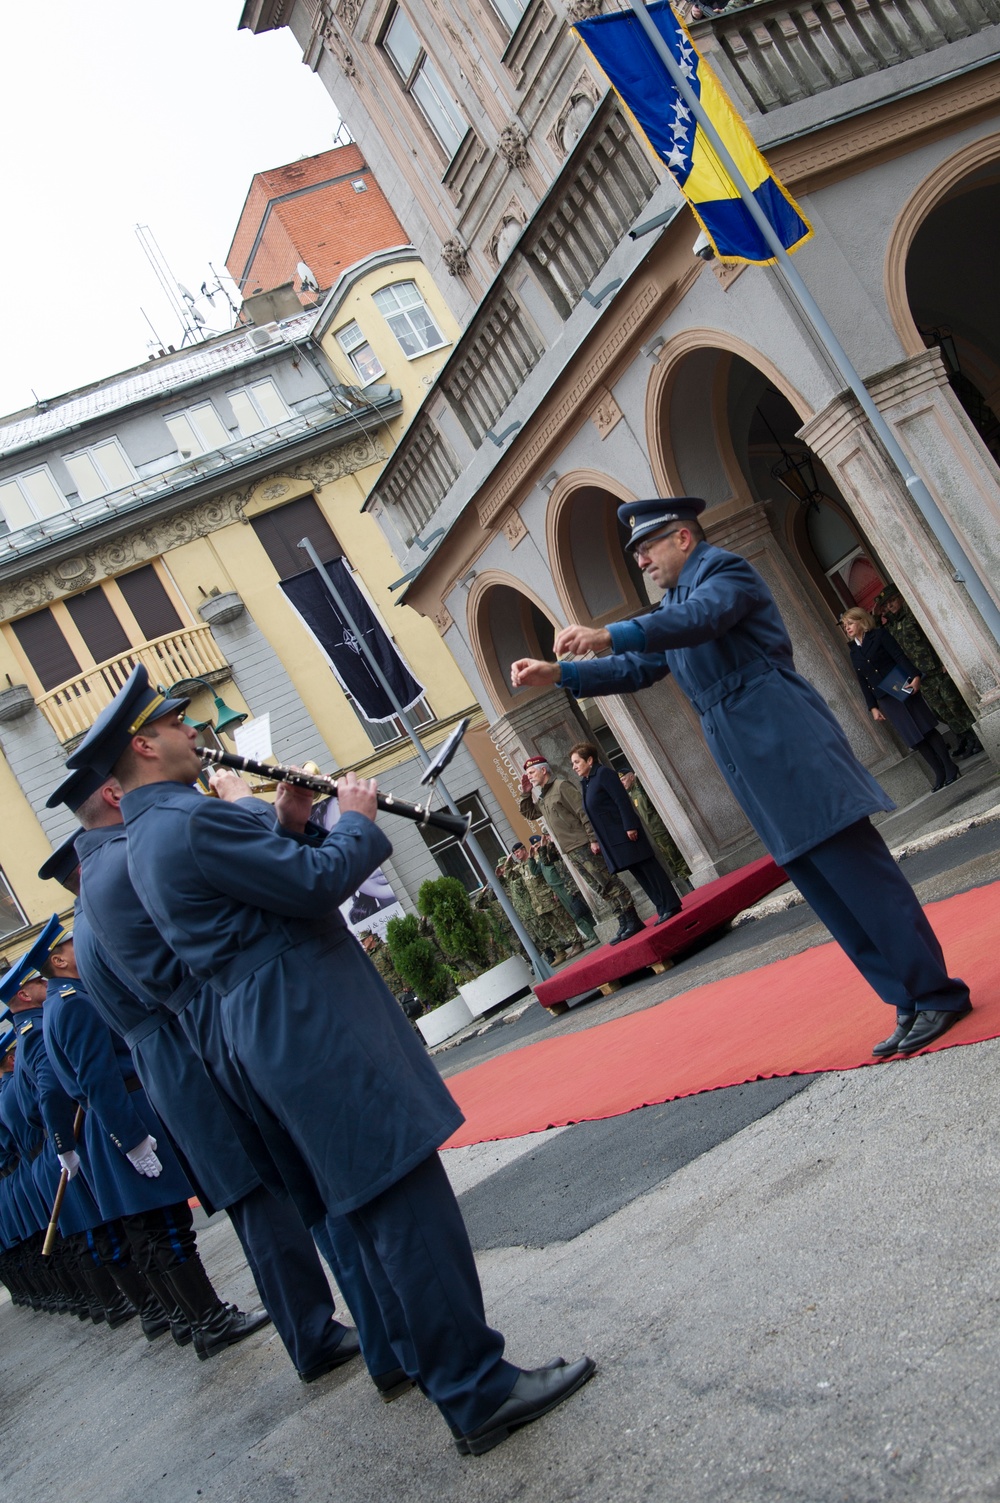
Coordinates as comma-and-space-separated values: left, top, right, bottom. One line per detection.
385, 914, 453, 1009
417, 876, 498, 974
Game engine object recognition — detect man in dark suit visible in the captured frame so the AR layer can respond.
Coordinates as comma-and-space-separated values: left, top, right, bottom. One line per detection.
512, 497, 971, 1059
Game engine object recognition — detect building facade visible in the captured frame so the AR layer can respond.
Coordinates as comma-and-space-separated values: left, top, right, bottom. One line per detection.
241, 0, 1000, 886
0, 241, 533, 962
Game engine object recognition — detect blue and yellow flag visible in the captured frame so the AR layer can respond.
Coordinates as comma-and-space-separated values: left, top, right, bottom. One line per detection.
575, 2, 811, 265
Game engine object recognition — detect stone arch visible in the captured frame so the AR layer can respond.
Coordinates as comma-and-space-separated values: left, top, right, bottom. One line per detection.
466, 570, 562, 714
544, 470, 651, 626
645, 327, 813, 502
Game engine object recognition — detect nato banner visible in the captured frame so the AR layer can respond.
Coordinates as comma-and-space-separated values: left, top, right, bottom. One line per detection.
281, 560, 424, 724
575, 1, 812, 265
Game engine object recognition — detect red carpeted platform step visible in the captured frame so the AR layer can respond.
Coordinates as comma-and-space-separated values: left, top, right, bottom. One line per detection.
533, 855, 788, 1009
444, 880, 996, 1149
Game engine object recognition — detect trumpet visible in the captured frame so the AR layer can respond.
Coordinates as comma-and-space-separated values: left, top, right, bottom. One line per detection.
199, 748, 473, 839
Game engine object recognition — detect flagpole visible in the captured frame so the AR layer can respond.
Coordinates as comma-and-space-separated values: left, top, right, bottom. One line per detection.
623, 0, 1000, 649
297, 536, 553, 980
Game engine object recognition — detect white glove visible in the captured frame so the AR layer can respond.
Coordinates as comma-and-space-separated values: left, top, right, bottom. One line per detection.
126, 1135, 162, 1178
57, 1150, 81, 1180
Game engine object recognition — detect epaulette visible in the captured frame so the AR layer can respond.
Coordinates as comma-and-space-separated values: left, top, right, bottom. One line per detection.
59, 985, 77, 998
18, 1021, 33, 1035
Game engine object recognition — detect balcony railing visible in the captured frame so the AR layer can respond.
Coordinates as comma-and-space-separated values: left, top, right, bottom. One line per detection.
37, 624, 229, 744
697, 0, 1000, 114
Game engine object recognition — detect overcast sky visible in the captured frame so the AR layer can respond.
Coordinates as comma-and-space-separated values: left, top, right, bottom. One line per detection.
0, 2, 341, 419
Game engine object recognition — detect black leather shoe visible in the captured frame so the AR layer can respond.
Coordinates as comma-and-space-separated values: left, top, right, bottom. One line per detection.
942, 764, 961, 787
298, 1324, 362, 1382
897, 1002, 972, 1054
196, 1302, 272, 1361
461, 1356, 596, 1456
872, 1011, 916, 1057
609, 917, 643, 946
372, 1366, 416, 1402
454, 1359, 568, 1454
655, 907, 682, 924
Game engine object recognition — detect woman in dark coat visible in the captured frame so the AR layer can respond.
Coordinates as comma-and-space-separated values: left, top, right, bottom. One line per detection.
569, 742, 682, 935
841, 607, 960, 791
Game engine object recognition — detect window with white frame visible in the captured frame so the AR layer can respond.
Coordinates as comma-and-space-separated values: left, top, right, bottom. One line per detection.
351, 692, 434, 749
227, 380, 291, 437
0, 467, 68, 533
336, 322, 386, 384
164, 402, 231, 459
417, 792, 507, 892
372, 282, 447, 359
0, 865, 29, 941
486, 0, 527, 32
64, 440, 137, 502
382, 9, 467, 159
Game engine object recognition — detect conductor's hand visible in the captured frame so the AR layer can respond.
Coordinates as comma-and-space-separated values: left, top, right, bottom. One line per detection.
337, 771, 378, 823
126, 1136, 162, 1178
275, 771, 315, 834
208, 766, 255, 802
553, 624, 612, 658
511, 658, 561, 690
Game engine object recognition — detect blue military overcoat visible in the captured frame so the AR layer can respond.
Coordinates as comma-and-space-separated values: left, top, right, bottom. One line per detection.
559, 542, 893, 865
42, 977, 194, 1222
122, 783, 463, 1216
579, 763, 656, 873
75, 827, 266, 1213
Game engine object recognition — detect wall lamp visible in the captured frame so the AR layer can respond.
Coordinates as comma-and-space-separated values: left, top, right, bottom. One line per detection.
168, 677, 248, 738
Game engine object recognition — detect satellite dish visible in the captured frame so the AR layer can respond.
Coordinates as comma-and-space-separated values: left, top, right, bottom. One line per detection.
419, 717, 470, 786
297, 260, 320, 292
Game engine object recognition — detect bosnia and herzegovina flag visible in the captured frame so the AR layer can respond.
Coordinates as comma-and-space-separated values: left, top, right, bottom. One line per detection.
574, 1, 812, 265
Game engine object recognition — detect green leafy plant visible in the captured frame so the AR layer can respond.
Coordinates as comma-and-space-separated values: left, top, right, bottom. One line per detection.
384, 914, 454, 1009
417, 876, 494, 974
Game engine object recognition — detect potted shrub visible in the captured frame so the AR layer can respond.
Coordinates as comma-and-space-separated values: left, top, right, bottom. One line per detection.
385, 913, 472, 1045
418, 877, 533, 1019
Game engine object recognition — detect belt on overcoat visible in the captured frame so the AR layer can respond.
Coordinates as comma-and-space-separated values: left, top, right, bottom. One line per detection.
687, 659, 772, 715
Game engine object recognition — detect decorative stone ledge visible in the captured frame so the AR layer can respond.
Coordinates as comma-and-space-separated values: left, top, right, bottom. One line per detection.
198, 592, 246, 626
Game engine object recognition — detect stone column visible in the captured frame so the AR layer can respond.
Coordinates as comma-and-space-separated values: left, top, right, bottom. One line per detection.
800, 353, 1000, 765
488, 686, 595, 781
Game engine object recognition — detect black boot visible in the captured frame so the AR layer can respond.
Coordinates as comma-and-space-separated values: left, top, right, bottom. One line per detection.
608, 908, 643, 945
109, 1260, 171, 1341
91, 1262, 136, 1326
143, 1265, 193, 1346
164, 1256, 271, 1361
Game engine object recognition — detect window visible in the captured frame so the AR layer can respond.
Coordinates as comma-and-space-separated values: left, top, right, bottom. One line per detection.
0, 467, 68, 533
64, 587, 132, 663
336, 322, 385, 384
117, 565, 183, 641
251, 495, 343, 581
353, 694, 433, 749
383, 9, 467, 158
63, 440, 136, 502
372, 282, 446, 359
165, 403, 230, 459
487, 0, 527, 31
10, 608, 82, 691
227, 380, 291, 437
417, 792, 506, 892
0, 867, 28, 941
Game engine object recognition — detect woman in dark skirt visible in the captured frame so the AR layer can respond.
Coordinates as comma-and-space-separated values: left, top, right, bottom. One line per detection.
841, 606, 960, 790
569, 742, 682, 938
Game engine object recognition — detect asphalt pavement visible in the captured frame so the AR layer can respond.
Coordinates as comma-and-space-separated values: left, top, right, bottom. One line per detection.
3, 771, 1000, 1503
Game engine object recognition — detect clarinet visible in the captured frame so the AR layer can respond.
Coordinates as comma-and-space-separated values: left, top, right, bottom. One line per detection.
199, 748, 472, 839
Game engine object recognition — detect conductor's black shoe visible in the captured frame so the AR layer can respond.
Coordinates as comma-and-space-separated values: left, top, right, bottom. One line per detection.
298, 1325, 363, 1382
454, 1359, 568, 1454
372, 1366, 416, 1402
461, 1356, 596, 1456
872, 1011, 916, 1057
195, 1302, 272, 1361
897, 1002, 972, 1055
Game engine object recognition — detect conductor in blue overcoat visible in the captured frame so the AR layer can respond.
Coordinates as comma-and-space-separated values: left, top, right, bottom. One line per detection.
511, 498, 971, 1060
64, 665, 594, 1456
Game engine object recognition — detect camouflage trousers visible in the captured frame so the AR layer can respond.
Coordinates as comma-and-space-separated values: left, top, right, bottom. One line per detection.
563, 845, 636, 917
919, 670, 975, 735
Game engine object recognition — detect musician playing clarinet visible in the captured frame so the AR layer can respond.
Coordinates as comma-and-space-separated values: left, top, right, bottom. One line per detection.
64, 665, 594, 1457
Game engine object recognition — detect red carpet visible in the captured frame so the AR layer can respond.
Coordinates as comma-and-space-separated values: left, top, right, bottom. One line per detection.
534, 856, 787, 1008
444, 880, 1000, 1148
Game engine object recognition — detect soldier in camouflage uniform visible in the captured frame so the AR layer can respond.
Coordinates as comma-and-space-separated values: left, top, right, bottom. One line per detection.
360, 930, 404, 998
497, 850, 569, 963
517, 843, 581, 958
528, 835, 597, 944
619, 772, 690, 884
874, 585, 982, 758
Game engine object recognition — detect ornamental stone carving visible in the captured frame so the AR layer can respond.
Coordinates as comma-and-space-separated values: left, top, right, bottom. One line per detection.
550, 75, 601, 156
336, 0, 362, 29
498, 124, 530, 171
442, 238, 471, 277
565, 0, 603, 22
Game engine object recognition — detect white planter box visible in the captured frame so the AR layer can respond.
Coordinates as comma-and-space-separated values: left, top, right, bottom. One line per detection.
459, 955, 534, 1019
416, 994, 474, 1046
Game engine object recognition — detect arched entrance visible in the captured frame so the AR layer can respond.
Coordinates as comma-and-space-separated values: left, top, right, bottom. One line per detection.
546, 471, 651, 624
467, 572, 559, 714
